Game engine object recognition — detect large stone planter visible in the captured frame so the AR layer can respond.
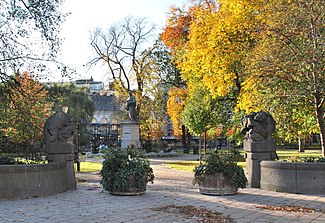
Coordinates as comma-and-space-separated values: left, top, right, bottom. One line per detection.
0, 162, 75, 200
109, 174, 147, 196
261, 161, 325, 194
197, 173, 237, 195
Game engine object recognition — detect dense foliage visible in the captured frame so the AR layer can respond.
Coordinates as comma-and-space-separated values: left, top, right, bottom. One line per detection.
0, 72, 53, 162
284, 156, 325, 163
166, 87, 188, 138
161, 0, 324, 156
46, 83, 95, 147
193, 150, 247, 190
100, 148, 154, 193
181, 86, 217, 135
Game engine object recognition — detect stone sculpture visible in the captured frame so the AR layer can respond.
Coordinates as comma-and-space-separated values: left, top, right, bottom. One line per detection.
241, 111, 277, 188
241, 111, 276, 141
44, 111, 77, 145
126, 91, 136, 121
44, 110, 77, 191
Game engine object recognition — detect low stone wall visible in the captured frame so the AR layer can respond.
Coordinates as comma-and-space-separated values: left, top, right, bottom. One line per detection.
0, 162, 76, 200
260, 161, 325, 194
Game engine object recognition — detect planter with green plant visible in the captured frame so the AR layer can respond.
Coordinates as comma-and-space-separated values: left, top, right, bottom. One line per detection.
100, 147, 154, 195
193, 150, 247, 195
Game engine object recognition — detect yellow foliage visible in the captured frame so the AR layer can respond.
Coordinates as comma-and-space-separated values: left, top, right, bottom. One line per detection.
177, 0, 261, 99
166, 87, 188, 138
236, 75, 267, 112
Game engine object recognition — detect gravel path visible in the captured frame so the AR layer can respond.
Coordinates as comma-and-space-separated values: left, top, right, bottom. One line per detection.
148, 159, 197, 192
76, 156, 197, 192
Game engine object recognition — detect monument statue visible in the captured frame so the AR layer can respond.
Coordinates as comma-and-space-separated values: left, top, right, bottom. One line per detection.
241, 111, 277, 188
241, 111, 276, 141
44, 110, 77, 191
126, 91, 136, 121
44, 111, 77, 145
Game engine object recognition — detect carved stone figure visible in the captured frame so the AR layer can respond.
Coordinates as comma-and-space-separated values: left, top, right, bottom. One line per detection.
44, 111, 77, 144
241, 111, 276, 141
126, 91, 136, 121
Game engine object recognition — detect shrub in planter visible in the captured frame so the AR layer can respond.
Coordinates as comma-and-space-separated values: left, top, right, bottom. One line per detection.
193, 150, 247, 195
100, 148, 154, 195
284, 156, 325, 163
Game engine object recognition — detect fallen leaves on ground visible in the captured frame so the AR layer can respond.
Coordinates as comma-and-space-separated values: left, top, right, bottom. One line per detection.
152, 204, 234, 223
255, 205, 325, 213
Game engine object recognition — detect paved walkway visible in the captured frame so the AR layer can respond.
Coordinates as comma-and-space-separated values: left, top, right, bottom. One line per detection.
0, 155, 324, 223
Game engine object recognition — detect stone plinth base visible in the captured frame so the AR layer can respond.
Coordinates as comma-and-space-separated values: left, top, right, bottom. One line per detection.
46, 142, 76, 154
244, 139, 276, 152
244, 139, 277, 188
121, 121, 141, 148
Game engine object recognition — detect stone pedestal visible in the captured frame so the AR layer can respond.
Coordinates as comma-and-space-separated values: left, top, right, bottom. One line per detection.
46, 142, 76, 190
121, 121, 141, 148
244, 139, 277, 188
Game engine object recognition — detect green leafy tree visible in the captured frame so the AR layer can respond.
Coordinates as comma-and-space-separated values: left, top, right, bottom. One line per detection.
181, 85, 222, 159
150, 39, 185, 88
239, 0, 324, 156
182, 86, 217, 136
46, 83, 95, 147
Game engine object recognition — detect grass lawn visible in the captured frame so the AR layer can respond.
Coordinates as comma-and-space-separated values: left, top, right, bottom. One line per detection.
164, 161, 246, 173
164, 149, 322, 173
276, 149, 321, 159
164, 161, 199, 172
74, 162, 102, 172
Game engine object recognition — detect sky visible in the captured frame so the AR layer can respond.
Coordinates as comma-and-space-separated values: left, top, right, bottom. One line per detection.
58, 0, 188, 82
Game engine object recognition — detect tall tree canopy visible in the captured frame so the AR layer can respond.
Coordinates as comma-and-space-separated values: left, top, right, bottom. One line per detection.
162, 0, 324, 155
149, 39, 185, 88
178, 0, 257, 97
238, 0, 324, 155
90, 18, 154, 88
162, 0, 258, 143
0, 0, 66, 80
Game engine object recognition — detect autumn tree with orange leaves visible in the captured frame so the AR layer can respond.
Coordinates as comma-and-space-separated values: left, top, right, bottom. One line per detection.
160, 3, 196, 148
166, 87, 189, 147
162, 0, 324, 155
0, 72, 53, 160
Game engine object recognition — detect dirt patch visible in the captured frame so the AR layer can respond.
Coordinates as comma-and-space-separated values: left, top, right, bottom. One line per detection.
255, 205, 325, 213
152, 204, 235, 223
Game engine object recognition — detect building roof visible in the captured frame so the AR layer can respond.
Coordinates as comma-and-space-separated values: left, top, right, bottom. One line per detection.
91, 94, 119, 111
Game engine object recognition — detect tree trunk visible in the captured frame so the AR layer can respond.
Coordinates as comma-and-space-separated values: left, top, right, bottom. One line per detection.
298, 138, 305, 153
186, 130, 193, 152
199, 135, 202, 163
315, 103, 325, 157
204, 132, 207, 161
181, 125, 187, 148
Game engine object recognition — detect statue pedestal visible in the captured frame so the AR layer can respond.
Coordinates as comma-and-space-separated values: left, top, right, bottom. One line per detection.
121, 121, 141, 148
244, 139, 277, 188
46, 142, 76, 190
